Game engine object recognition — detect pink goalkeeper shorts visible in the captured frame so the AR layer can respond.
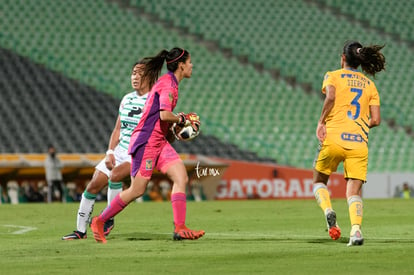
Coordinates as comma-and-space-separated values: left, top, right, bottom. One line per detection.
130, 140, 181, 178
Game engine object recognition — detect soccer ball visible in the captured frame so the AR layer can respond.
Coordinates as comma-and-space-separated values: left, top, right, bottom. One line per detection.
172, 122, 200, 141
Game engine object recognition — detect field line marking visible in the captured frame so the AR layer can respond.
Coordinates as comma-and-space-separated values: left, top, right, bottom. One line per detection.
2, 224, 38, 234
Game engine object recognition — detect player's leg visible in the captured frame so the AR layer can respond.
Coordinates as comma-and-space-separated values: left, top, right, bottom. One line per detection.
313, 143, 343, 240
160, 144, 205, 240
313, 170, 341, 240
104, 161, 131, 235
58, 180, 65, 202
91, 144, 152, 243
52, 180, 60, 202
313, 171, 332, 214
346, 179, 364, 246
107, 161, 130, 203
344, 148, 367, 246
62, 169, 108, 240
104, 172, 149, 219
47, 180, 52, 203
90, 174, 149, 243
107, 146, 131, 204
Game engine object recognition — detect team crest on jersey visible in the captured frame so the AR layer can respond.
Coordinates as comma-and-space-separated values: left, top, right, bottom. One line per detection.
145, 159, 153, 170
169, 92, 173, 103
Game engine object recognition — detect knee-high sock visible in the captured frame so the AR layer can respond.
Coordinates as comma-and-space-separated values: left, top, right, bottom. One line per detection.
98, 193, 127, 222
107, 180, 123, 205
77, 191, 96, 233
313, 183, 332, 214
171, 192, 186, 227
348, 195, 363, 229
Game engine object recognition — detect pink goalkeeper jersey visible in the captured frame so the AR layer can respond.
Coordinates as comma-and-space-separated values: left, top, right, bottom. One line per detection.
128, 72, 179, 155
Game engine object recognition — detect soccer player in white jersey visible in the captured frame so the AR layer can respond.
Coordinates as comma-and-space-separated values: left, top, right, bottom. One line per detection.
62, 60, 150, 240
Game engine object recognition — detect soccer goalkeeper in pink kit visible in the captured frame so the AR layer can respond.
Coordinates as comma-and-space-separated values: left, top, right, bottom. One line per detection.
91, 47, 204, 243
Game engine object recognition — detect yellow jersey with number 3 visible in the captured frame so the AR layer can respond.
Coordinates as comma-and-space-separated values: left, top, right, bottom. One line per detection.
322, 68, 380, 149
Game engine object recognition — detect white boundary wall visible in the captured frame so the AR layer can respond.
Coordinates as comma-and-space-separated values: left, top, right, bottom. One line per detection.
364, 173, 414, 198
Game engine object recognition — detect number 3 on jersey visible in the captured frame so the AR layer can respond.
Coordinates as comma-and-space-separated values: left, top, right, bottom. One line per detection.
348, 88, 362, 120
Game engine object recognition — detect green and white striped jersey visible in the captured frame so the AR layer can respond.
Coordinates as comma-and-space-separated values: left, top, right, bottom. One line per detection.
118, 91, 147, 150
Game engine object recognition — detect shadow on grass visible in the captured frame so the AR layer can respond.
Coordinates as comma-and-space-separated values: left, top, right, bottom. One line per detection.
109, 232, 171, 241
368, 238, 414, 244
106, 231, 414, 245
306, 238, 348, 244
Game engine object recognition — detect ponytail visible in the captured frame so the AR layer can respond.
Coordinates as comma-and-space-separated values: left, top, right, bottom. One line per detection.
343, 41, 386, 77
141, 50, 169, 90
359, 45, 386, 77
141, 47, 190, 89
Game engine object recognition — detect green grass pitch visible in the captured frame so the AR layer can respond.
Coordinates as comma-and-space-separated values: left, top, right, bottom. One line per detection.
1, 199, 414, 274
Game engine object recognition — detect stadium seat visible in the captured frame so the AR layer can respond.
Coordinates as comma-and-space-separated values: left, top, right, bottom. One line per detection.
1, 0, 413, 171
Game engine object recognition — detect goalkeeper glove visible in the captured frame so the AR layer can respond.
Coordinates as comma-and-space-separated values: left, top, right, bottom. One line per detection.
177, 112, 186, 127
185, 112, 201, 131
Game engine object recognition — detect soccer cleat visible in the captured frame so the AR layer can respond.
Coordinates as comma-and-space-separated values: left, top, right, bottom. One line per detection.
173, 225, 205, 240
90, 217, 107, 244
326, 210, 341, 240
104, 218, 115, 237
61, 230, 86, 240
347, 229, 364, 246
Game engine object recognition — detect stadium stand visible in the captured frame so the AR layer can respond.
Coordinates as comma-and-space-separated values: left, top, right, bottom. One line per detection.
314, 0, 414, 43
0, 47, 118, 153
130, 0, 414, 131
1, 0, 413, 171
0, 47, 272, 161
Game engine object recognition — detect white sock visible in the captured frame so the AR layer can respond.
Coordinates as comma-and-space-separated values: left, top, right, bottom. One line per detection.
107, 181, 123, 206
77, 192, 96, 233
350, 224, 361, 236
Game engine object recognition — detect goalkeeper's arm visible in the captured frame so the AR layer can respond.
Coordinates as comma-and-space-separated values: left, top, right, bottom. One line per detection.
160, 110, 200, 130
160, 110, 185, 125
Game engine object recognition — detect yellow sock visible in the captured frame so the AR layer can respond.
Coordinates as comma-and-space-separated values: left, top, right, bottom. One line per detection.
313, 183, 332, 214
348, 195, 363, 229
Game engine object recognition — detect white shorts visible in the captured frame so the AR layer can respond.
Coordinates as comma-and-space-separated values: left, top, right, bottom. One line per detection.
95, 145, 131, 177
